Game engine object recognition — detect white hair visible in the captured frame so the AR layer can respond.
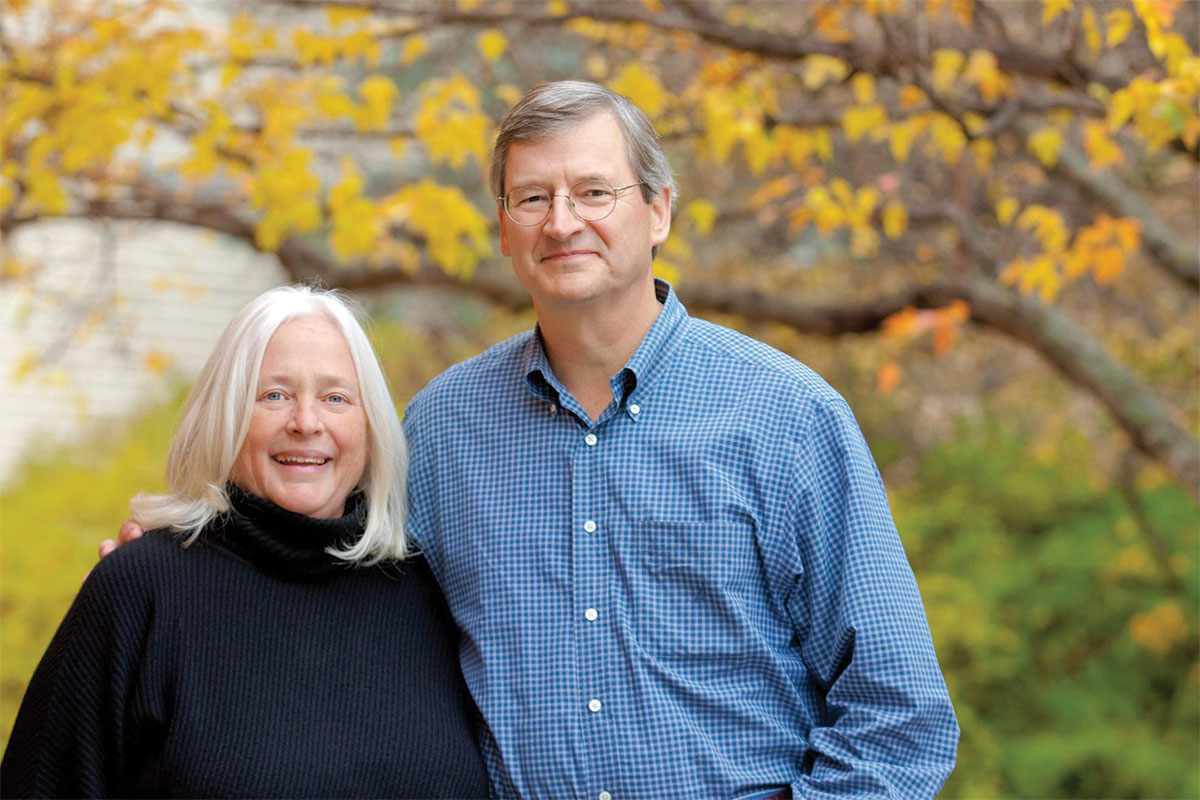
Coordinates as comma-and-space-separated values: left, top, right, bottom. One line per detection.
130, 284, 409, 565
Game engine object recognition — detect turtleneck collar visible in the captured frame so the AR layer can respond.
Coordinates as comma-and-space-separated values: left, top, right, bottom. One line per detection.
207, 484, 367, 581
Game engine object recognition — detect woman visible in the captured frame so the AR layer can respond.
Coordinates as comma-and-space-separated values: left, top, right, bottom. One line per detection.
0, 286, 489, 798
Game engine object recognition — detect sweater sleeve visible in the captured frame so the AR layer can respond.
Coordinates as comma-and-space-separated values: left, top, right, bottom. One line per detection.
1, 537, 173, 799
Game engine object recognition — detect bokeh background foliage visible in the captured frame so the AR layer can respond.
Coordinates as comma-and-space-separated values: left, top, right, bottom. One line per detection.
2, 0, 1198, 797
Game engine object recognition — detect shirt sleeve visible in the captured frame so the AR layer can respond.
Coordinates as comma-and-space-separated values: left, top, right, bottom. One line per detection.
0, 543, 169, 798
782, 397, 959, 799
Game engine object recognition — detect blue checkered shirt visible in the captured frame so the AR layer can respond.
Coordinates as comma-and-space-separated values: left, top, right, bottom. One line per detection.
404, 281, 958, 799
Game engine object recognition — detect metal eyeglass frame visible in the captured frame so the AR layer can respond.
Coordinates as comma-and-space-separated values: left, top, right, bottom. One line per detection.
497, 181, 649, 226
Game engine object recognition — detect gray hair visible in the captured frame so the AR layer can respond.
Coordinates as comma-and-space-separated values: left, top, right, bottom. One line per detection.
130, 285, 409, 565
490, 80, 677, 211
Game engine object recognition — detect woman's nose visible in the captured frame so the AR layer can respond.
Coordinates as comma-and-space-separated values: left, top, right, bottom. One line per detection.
287, 398, 323, 435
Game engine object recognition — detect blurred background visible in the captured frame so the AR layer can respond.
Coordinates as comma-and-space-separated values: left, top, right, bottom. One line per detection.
1, 1, 1197, 796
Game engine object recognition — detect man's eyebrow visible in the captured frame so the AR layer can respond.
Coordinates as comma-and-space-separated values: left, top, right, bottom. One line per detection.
510, 173, 615, 186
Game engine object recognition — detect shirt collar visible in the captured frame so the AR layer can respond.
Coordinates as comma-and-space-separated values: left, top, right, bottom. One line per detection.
522, 279, 688, 409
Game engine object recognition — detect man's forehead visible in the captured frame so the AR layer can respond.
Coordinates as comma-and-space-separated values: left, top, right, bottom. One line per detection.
504, 113, 633, 181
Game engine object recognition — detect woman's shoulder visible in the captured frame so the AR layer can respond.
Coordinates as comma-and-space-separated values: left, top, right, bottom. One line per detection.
83, 528, 218, 599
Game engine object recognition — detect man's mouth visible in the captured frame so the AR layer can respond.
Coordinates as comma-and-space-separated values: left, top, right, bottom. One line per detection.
541, 249, 593, 261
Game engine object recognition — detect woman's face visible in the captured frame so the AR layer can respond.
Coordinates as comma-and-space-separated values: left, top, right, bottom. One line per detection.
231, 315, 368, 519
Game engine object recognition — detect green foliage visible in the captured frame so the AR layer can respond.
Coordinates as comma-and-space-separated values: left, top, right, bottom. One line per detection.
896, 420, 1200, 799
1, 395, 179, 751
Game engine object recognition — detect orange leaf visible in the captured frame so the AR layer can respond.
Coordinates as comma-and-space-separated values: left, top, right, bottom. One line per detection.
877, 360, 903, 396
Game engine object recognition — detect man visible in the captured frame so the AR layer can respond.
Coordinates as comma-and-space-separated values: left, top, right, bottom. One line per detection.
108, 81, 958, 797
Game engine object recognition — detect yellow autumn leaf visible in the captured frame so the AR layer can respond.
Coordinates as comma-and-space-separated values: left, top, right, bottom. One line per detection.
962, 112, 988, 136
995, 197, 1020, 226
685, 199, 718, 235
1107, 87, 1137, 132
317, 90, 356, 119
1042, 0, 1072, 25
931, 49, 965, 94
850, 73, 875, 105
926, 114, 967, 163
963, 49, 1010, 103
888, 119, 918, 163
970, 138, 995, 172
1002, 255, 1062, 301
329, 157, 363, 211
401, 36, 428, 65
1081, 7, 1101, 55
357, 74, 398, 131
1018, 205, 1070, 253
1103, 9, 1133, 47
1027, 126, 1063, 167
882, 201, 907, 239
743, 129, 773, 175
803, 55, 850, 91
546, 0, 569, 17
415, 75, 491, 169
477, 30, 507, 64
843, 104, 887, 142
386, 180, 491, 276
1083, 120, 1124, 169
609, 63, 667, 118
327, 4, 370, 28
329, 197, 379, 260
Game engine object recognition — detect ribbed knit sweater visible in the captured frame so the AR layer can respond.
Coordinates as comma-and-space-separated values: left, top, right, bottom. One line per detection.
0, 488, 489, 799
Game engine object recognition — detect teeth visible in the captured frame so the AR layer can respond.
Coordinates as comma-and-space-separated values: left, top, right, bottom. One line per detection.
274, 456, 327, 465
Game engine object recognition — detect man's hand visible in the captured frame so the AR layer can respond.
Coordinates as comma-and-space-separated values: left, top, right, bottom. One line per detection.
97, 519, 144, 560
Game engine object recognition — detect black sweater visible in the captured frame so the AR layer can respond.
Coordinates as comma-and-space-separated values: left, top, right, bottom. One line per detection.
0, 489, 489, 799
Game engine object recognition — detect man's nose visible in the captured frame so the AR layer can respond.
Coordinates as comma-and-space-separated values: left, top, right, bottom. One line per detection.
541, 194, 586, 239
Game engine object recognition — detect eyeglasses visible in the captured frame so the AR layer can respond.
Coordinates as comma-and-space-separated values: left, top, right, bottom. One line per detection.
498, 180, 648, 226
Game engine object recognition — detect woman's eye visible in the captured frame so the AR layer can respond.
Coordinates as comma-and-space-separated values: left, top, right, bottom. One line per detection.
263, 391, 284, 401
327, 394, 346, 404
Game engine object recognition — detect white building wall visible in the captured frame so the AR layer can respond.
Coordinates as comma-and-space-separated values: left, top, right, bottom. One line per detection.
0, 219, 287, 488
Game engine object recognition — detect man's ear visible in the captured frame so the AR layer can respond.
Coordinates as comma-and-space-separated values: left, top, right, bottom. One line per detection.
649, 186, 671, 248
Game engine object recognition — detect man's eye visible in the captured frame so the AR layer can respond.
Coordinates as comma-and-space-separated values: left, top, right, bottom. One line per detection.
513, 190, 549, 206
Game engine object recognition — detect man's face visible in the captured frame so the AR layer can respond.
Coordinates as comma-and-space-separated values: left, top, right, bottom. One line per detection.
498, 113, 671, 311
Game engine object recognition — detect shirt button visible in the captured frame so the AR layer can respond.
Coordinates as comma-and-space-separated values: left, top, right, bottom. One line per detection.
599, 792, 612, 800
584, 607, 598, 621
588, 698, 602, 713
584, 433, 597, 446
629, 403, 640, 415
548, 403, 557, 415
583, 520, 597, 533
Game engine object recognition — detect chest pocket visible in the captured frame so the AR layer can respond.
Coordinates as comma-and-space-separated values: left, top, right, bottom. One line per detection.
631, 518, 759, 674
